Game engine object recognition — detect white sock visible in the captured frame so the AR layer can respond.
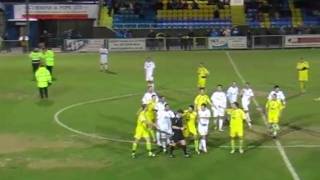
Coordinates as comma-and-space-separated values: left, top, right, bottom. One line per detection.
245, 112, 252, 126
199, 139, 204, 150
202, 139, 207, 152
156, 132, 161, 146
218, 118, 223, 130
104, 64, 108, 70
200, 138, 207, 152
161, 140, 166, 149
245, 112, 251, 122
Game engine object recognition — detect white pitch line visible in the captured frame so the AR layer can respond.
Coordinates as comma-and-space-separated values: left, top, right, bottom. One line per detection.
225, 51, 301, 180
54, 91, 320, 150
54, 93, 140, 143
219, 145, 320, 149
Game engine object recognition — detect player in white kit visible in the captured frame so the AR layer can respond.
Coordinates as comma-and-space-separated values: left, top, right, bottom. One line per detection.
156, 103, 174, 153
240, 82, 254, 128
197, 103, 211, 153
99, 46, 109, 72
155, 96, 167, 147
211, 84, 227, 131
226, 81, 239, 105
267, 85, 286, 105
142, 86, 158, 104
144, 57, 156, 88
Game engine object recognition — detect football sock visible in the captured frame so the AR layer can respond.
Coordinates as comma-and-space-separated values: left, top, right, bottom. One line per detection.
201, 138, 207, 152
218, 118, 223, 130
132, 142, 138, 152
239, 139, 243, 150
194, 139, 199, 152
300, 82, 305, 92
169, 146, 174, 155
182, 145, 187, 155
146, 142, 152, 152
231, 139, 235, 151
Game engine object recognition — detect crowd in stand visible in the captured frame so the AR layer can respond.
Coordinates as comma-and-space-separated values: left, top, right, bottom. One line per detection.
154, 0, 230, 10
245, 0, 291, 21
105, 0, 143, 16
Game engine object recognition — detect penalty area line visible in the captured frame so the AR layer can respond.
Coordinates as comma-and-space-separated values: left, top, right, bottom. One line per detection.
225, 51, 301, 180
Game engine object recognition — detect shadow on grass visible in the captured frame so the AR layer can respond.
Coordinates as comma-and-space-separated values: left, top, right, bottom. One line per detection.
281, 113, 320, 137
35, 99, 54, 107
106, 70, 118, 75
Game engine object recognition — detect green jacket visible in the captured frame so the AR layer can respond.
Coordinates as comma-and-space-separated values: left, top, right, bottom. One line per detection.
35, 67, 52, 88
43, 50, 55, 66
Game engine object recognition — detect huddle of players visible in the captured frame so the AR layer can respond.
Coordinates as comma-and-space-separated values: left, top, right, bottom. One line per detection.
132, 61, 287, 158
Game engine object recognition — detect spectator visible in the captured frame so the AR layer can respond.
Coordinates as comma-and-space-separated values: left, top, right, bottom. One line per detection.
154, 0, 163, 10
191, 0, 199, 9
182, 0, 189, 9
222, 28, 231, 36
126, 30, 133, 38
134, 2, 142, 15
106, 0, 113, 16
172, 0, 179, 9
176, 0, 184, 9
187, 29, 194, 50
156, 32, 165, 50
19, 33, 29, 53
214, 9, 220, 18
208, 0, 214, 5
147, 29, 157, 50
246, 29, 252, 48
231, 27, 240, 36
1, 33, 11, 53
39, 30, 49, 48
167, 0, 173, 9
279, 26, 286, 35
210, 29, 220, 37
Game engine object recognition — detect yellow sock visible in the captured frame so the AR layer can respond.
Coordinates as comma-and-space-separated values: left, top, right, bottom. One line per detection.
146, 142, 152, 152
231, 139, 235, 150
239, 138, 243, 150
300, 82, 305, 92
149, 130, 156, 142
194, 139, 199, 152
132, 142, 138, 152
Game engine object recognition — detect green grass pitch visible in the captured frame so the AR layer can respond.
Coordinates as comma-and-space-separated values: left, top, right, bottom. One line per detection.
0, 49, 319, 180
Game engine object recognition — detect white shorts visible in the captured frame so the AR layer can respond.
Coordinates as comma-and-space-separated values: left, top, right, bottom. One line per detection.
100, 56, 108, 64
198, 123, 209, 136
212, 107, 225, 117
157, 122, 171, 134
241, 99, 250, 111
228, 96, 237, 104
146, 72, 154, 81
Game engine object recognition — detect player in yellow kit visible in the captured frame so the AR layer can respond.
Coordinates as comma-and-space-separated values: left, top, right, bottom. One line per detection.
266, 94, 284, 138
145, 94, 157, 142
197, 63, 210, 89
132, 104, 156, 158
194, 88, 211, 111
227, 102, 246, 154
296, 58, 309, 93
183, 105, 200, 154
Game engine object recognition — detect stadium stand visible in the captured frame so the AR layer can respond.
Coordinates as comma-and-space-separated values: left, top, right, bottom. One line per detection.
294, 0, 320, 27
245, 0, 320, 28
112, 0, 232, 29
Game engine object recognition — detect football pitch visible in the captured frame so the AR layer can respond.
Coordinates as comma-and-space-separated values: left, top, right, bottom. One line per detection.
0, 49, 319, 180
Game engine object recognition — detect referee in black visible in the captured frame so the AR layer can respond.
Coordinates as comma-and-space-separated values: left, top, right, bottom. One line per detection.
169, 109, 190, 158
